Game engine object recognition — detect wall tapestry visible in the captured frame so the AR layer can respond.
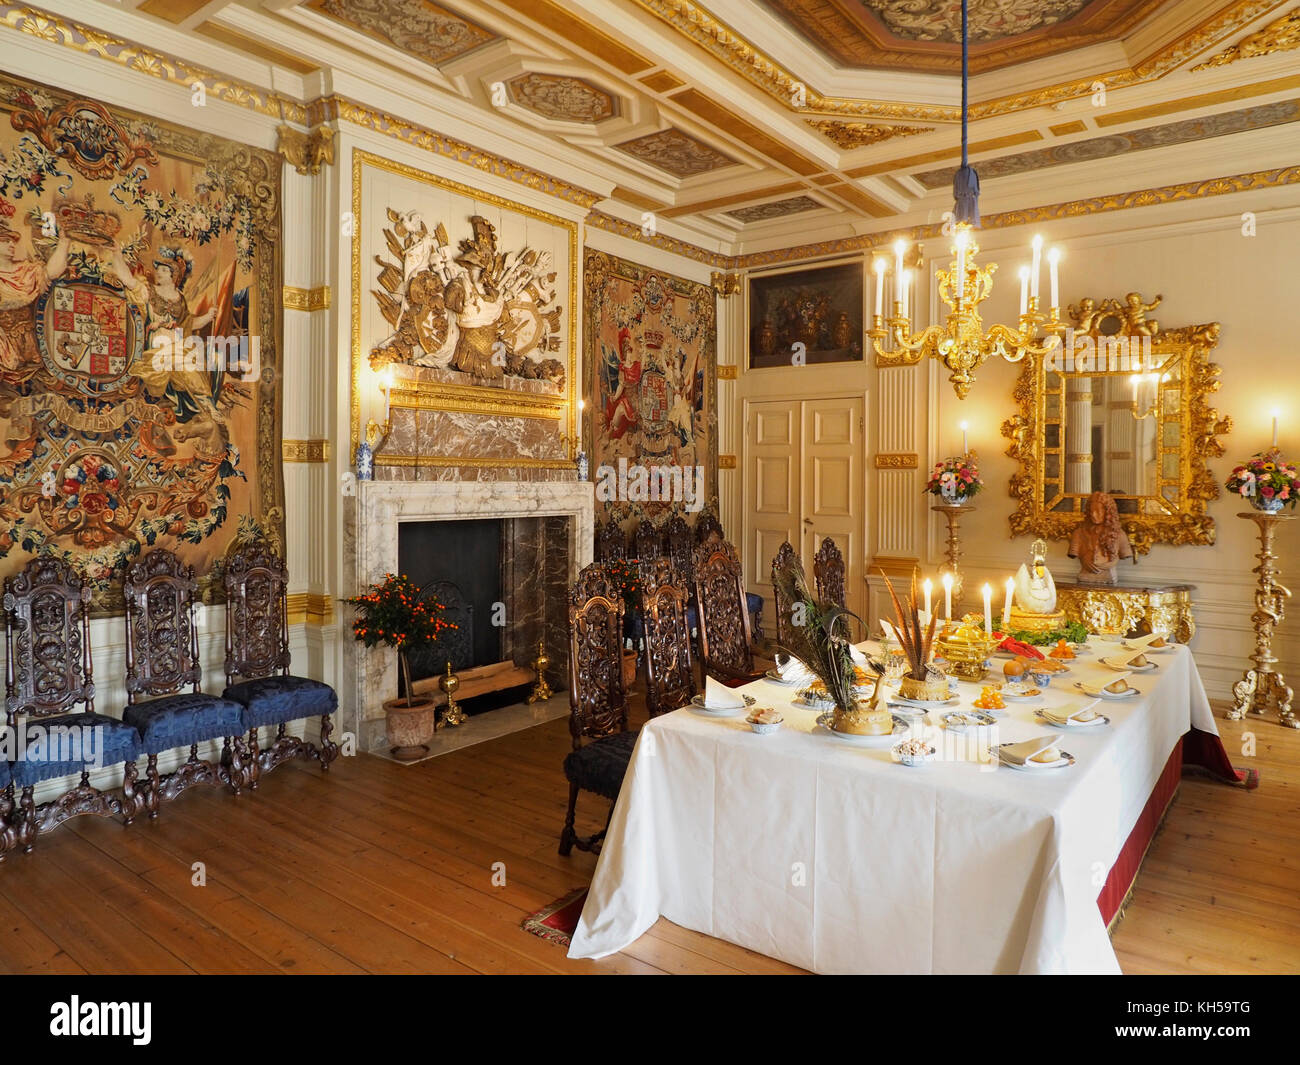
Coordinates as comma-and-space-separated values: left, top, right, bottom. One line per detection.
748, 259, 863, 369
584, 249, 717, 527
351, 150, 576, 476
0, 75, 283, 612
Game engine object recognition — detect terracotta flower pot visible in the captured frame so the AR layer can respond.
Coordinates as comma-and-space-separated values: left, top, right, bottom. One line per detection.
622, 649, 638, 691
384, 695, 438, 762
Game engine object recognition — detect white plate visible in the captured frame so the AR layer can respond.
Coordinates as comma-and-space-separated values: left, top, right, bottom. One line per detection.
1001, 687, 1044, 702
816, 712, 908, 747
1122, 640, 1173, 655
764, 669, 799, 685
940, 710, 998, 731
792, 695, 835, 710
992, 745, 1075, 770
1101, 655, 1157, 672
1034, 709, 1109, 728
1076, 681, 1140, 700
689, 693, 755, 715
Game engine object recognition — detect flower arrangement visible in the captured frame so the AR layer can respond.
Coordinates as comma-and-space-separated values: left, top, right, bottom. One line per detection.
343, 573, 456, 708
604, 557, 642, 617
925, 454, 982, 504
1226, 450, 1298, 512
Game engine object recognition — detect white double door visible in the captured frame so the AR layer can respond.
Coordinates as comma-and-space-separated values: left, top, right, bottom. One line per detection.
742, 394, 866, 626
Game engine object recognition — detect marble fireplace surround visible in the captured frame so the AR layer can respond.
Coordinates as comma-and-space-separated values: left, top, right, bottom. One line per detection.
345, 480, 594, 753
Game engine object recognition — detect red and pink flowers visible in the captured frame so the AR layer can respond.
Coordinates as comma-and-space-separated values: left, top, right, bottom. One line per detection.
925, 456, 983, 503
1226, 450, 1298, 511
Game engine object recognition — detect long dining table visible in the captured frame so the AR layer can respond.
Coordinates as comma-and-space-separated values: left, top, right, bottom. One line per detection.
567, 640, 1238, 974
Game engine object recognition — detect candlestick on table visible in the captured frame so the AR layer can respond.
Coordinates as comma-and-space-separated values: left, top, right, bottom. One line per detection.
923, 578, 932, 618
1229, 511, 1296, 728
942, 572, 953, 622
982, 583, 993, 637
1003, 577, 1014, 628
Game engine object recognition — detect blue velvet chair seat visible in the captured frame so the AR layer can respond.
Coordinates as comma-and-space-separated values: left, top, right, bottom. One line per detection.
224, 675, 339, 731
10, 713, 142, 788
123, 693, 245, 755
562, 730, 637, 801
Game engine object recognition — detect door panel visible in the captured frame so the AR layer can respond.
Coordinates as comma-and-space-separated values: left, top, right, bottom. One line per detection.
744, 399, 800, 601
802, 397, 865, 623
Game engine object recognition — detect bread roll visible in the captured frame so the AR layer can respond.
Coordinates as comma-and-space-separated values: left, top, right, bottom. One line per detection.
1030, 746, 1061, 764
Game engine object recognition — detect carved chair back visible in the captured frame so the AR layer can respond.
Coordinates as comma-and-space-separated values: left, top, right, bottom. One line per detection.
638, 558, 696, 716
595, 516, 628, 562
223, 540, 291, 685
664, 513, 694, 586
123, 548, 203, 704
692, 538, 754, 677
3, 557, 95, 724
633, 518, 663, 561
770, 540, 799, 648
567, 563, 628, 748
814, 536, 847, 609
694, 510, 723, 545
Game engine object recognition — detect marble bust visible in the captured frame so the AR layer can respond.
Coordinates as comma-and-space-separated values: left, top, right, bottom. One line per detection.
1068, 491, 1134, 584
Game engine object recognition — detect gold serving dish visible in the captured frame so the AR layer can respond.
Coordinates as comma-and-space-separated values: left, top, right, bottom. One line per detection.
935, 622, 1000, 682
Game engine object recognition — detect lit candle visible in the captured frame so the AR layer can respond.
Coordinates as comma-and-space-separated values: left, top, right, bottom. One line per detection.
1018, 265, 1029, 316
923, 578, 932, 617
893, 238, 906, 287
954, 229, 968, 307
942, 572, 953, 621
982, 583, 993, 637
900, 269, 911, 322
1003, 577, 1014, 628
874, 257, 886, 318
1047, 247, 1061, 312
960, 420, 969, 455
1273, 410, 1280, 448
1030, 234, 1043, 300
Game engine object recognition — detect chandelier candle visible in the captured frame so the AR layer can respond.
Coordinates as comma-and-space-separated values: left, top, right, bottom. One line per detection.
961, 421, 969, 455
874, 257, 886, 317
1018, 266, 1029, 317
1031, 234, 1043, 299
1048, 247, 1061, 311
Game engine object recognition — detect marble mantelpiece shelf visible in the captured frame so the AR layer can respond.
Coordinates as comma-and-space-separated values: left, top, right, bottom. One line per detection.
1055, 578, 1196, 642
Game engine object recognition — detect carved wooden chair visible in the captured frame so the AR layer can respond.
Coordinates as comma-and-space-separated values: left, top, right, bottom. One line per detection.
122, 548, 247, 815
222, 541, 338, 788
694, 509, 724, 545
633, 518, 663, 561
3, 557, 146, 851
638, 558, 696, 717
691, 511, 763, 640
665, 513, 694, 585
692, 538, 762, 684
594, 516, 628, 562
770, 540, 799, 649
814, 537, 847, 609
560, 563, 633, 856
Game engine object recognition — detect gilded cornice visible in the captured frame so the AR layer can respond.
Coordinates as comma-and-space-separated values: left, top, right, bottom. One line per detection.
1192, 7, 1300, 70
0, 3, 306, 122
628, 0, 1290, 122
584, 210, 731, 267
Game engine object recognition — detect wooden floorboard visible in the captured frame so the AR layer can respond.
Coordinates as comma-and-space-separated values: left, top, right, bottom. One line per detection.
0, 691, 1295, 974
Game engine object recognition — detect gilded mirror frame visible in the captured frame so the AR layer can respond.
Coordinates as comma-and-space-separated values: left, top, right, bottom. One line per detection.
1001, 295, 1231, 554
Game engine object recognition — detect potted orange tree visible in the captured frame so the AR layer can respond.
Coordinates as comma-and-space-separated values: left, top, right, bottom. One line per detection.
344, 573, 456, 761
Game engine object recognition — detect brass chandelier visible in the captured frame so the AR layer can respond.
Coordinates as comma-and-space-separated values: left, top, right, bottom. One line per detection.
866, 0, 1066, 400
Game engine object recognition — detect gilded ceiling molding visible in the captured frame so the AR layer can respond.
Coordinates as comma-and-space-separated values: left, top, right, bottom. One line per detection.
283, 285, 332, 311
584, 210, 731, 268
806, 119, 933, 148
312, 95, 603, 209
628, 0, 1288, 122
1192, 8, 1300, 70
282, 439, 331, 463
0, 3, 306, 122
276, 123, 335, 175
710, 272, 741, 296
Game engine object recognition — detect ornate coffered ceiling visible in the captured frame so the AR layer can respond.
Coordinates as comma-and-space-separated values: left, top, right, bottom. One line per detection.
31, 0, 1300, 255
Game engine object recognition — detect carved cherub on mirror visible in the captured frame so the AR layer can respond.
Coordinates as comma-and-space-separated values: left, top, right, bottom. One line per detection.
1002, 291, 1231, 554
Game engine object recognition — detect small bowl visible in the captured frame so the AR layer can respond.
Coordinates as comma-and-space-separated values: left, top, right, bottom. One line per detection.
1028, 670, 1054, 688
746, 709, 784, 735
892, 740, 936, 766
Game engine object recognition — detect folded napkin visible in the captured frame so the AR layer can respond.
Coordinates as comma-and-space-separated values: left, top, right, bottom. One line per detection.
775, 654, 815, 686
1039, 699, 1102, 726
1079, 672, 1132, 697
703, 674, 746, 709
850, 643, 869, 667
998, 734, 1062, 766
1123, 632, 1160, 649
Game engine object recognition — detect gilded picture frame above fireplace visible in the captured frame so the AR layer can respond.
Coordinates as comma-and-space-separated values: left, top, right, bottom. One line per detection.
349, 149, 578, 472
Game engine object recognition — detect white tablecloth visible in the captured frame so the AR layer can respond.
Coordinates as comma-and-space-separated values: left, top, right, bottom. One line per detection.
568, 643, 1218, 974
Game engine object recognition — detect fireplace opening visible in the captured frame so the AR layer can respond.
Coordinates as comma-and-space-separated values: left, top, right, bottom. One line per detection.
396, 516, 567, 714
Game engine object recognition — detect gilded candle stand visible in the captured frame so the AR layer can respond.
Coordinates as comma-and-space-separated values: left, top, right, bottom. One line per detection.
1229, 511, 1296, 728
932, 503, 974, 617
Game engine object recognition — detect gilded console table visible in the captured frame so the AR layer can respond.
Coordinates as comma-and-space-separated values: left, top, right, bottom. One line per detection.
1229, 511, 1294, 729
1055, 579, 1196, 643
